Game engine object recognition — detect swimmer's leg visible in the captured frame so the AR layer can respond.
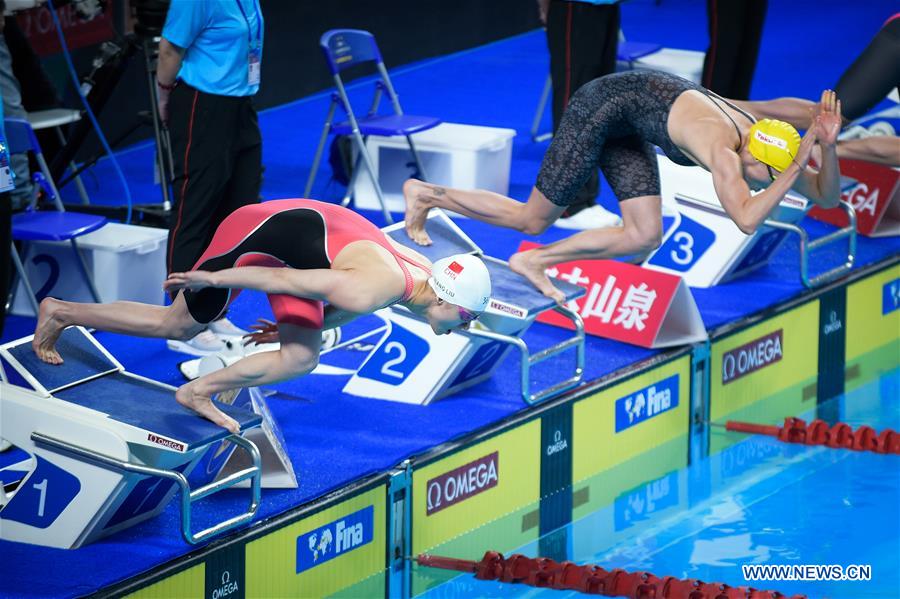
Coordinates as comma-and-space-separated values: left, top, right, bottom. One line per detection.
34, 293, 203, 364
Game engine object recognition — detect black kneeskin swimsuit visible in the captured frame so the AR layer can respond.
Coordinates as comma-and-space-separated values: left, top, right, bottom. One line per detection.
536, 70, 756, 206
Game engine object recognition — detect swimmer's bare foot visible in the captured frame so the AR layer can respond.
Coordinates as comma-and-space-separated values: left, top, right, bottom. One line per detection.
33, 298, 67, 365
403, 178, 434, 246
509, 250, 565, 304
176, 383, 240, 434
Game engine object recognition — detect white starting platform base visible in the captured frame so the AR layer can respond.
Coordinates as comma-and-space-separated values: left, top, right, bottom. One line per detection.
645, 155, 857, 288
343, 210, 586, 405
354, 123, 516, 214
0, 327, 262, 548
183, 386, 297, 490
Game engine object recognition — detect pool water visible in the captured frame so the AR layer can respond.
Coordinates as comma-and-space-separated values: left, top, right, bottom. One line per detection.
415, 368, 900, 598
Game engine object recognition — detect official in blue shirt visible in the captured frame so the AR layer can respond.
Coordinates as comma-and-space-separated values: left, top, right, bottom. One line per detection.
156, 0, 265, 353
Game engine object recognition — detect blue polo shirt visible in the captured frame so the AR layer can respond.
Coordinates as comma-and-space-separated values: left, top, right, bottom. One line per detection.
162, 0, 264, 97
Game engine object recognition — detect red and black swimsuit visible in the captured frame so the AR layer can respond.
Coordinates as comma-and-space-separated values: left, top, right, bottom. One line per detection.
185, 199, 429, 329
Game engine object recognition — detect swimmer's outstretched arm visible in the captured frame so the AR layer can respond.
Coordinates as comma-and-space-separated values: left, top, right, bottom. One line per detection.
732, 97, 819, 130
165, 266, 399, 315
835, 136, 900, 167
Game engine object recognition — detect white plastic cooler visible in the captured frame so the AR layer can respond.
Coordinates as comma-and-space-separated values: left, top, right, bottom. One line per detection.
353, 122, 516, 213
12, 223, 168, 315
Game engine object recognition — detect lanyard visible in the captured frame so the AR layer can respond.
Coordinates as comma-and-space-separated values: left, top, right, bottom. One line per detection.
235, 0, 262, 48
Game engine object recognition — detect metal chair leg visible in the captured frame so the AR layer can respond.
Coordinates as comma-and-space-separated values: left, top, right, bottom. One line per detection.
9, 242, 39, 316
69, 239, 102, 303
342, 152, 364, 207
531, 74, 554, 143
406, 135, 429, 182
304, 100, 338, 198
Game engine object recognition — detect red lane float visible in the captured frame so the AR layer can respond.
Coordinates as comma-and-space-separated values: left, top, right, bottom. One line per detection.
726, 418, 900, 454
416, 551, 805, 599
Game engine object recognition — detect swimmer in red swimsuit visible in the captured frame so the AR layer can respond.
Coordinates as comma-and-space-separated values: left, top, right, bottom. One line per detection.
32, 199, 492, 432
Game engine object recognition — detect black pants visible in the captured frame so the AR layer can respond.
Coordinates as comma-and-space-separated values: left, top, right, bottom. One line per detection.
167, 83, 262, 280
702, 0, 767, 100
835, 17, 900, 121
0, 193, 11, 340
546, 0, 620, 214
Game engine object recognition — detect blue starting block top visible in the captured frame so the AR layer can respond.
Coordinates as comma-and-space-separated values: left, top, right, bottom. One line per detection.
54, 373, 261, 451
386, 211, 480, 262
2, 327, 261, 449
483, 256, 584, 316
5, 327, 118, 393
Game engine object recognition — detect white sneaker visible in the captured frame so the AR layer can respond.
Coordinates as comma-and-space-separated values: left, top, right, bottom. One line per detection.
167, 328, 226, 356
838, 125, 869, 141
554, 204, 623, 230
867, 121, 896, 137
321, 327, 342, 352
208, 317, 249, 338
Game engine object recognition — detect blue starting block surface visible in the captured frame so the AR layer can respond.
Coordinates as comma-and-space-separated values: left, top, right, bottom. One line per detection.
385, 212, 584, 314
5, 327, 118, 393
385, 210, 480, 261
483, 256, 583, 314
53, 372, 262, 450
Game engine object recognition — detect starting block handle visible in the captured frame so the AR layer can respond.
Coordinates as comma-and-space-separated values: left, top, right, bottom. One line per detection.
468, 304, 585, 404
31, 431, 262, 545
763, 200, 857, 288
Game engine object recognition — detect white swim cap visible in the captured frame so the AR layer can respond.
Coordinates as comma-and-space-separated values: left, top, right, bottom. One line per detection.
428, 254, 492, 314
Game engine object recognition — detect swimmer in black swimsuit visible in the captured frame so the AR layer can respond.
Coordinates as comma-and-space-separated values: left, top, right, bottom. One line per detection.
404, 71, 843, 302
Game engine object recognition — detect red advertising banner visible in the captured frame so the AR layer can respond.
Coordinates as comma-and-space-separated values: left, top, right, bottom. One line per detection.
518, 242, 707, 348
808, 159, 900, 237
16, 3, 114, 57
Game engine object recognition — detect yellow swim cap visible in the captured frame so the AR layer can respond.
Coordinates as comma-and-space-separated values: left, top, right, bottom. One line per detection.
747, 119, 801, 172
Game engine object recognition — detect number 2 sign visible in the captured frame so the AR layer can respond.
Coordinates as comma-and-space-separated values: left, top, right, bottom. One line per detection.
356, 321, 430, 386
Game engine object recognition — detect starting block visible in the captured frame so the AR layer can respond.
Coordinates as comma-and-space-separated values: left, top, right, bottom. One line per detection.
645, 155, 857, 288
0, 327, 262, 548
343, 210, 586, 405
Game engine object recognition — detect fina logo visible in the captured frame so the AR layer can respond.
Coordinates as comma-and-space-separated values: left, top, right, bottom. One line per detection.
546, 430, 568, 456
295, 505, 374, 573
614, 374, 679, 433
211, 570, 238, 599
823, 310, 842, 336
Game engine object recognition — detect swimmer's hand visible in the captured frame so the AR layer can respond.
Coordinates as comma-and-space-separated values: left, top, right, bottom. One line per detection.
792, 126, 819, 171
164, 270, 217, 292
243, 318, 279, 346
811, 89, 841, 148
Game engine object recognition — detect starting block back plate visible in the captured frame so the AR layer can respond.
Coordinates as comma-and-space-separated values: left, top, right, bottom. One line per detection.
484, 256, 584, 318
385, 210, 481, 261
1, 327, 120, 394
53, 372, 261, 450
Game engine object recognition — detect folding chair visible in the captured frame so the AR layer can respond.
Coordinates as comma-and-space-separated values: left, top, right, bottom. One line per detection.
303, 29, 441, 224
4, 118, 107, 316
